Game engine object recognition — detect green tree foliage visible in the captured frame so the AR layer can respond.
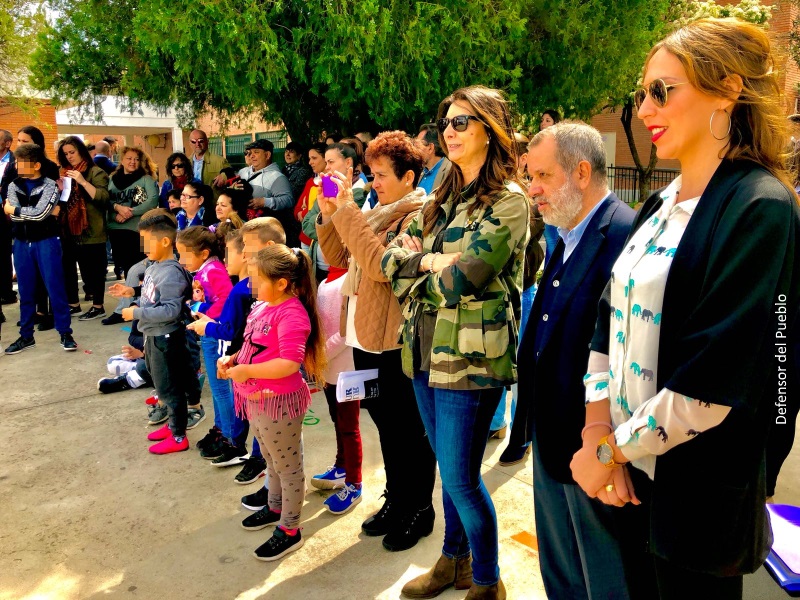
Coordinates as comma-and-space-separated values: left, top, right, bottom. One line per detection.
31, 0, 670, 144
1, 0, 46, 98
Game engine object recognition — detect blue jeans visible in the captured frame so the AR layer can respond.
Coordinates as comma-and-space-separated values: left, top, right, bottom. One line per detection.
14, 237, 72, 338
412, 371, 503, 586
200, 335, 244, 445
491, 284, 536, 434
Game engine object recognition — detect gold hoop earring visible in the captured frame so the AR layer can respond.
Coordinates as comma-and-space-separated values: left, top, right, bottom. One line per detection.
710, 108, 732, 141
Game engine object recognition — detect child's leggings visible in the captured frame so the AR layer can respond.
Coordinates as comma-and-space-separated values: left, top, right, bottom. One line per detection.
250, 407, 305, 529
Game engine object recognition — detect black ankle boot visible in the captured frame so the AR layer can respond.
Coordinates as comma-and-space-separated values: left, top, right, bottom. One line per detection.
382, 504, 435, 552
362, 491, 400, 536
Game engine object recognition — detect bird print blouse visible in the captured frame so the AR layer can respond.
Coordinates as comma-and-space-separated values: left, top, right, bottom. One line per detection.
584, 177, 730, 479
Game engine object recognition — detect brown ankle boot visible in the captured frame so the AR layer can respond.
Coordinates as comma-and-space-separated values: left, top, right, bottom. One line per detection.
465, 578, 506, 600
401, 553, 473, 598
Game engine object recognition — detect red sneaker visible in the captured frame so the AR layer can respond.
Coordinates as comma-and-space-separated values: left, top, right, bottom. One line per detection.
147, 424, 171, 441
145, 393, 159, 406
149, 435, 189, 454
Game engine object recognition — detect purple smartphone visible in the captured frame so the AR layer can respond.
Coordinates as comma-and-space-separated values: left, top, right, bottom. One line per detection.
321, 174, 339, 197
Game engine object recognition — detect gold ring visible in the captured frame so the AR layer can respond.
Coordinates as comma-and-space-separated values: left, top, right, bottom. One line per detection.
605, 484, 615, 492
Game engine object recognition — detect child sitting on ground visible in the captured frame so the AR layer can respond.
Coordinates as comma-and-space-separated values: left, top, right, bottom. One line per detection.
220, 245, 326, 561
97, 319, 152, 393
110, 208, 201, 454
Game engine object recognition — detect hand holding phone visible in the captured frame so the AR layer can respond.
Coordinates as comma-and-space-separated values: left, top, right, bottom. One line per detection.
321, 174, 339, 198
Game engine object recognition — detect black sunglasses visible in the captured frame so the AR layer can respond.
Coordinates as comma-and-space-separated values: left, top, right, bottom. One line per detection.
437, 115, 484, 133
634, 79, 689, 110
170, 164, 185, 169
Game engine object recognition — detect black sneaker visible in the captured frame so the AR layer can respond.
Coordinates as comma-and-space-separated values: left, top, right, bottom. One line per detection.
60, 333, 78, 351
382, 505, 435, 552
242, 486, 270, 511
97, 375, 132, 394
68, 306, 82, 315
5, 336, 35, 355
241, 506, 280, 531
211, 443, 248, 468
78, 306, 106, 321
361, 491, 399, 536
199, 436, 225, 460
38, 314, 55, 331
253, 528, 303, 561
101, 312, 125, 326
235, 456, 267, 485
196, 426, 222, 451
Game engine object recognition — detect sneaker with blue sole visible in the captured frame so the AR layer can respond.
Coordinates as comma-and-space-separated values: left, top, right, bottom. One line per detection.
324, 483, 362, 515
310, 465, 346, 490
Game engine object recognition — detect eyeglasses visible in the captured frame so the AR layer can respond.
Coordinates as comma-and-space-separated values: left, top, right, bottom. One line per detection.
189, 139, 207, 145
180, 193, 200, 199
634, 79, 689, 110
170, 164, 185, 170
437, 115, 485, 133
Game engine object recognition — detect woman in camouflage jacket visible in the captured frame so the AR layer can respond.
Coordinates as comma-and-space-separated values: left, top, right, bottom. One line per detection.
382, 86, 529, 600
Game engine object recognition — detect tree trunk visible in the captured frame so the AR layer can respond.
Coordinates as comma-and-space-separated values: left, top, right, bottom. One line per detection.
621, 96, 658, 205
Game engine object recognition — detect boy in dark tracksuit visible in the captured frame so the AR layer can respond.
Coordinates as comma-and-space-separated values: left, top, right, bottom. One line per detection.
111, 208, 198, 454
3, 143, 77, 354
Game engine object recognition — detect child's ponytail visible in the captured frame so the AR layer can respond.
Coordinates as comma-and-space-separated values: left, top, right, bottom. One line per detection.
177, 225, 226, 261
254, 245, 327, 386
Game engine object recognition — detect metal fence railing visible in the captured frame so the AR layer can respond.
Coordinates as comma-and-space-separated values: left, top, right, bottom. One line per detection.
607, 165, 679, 204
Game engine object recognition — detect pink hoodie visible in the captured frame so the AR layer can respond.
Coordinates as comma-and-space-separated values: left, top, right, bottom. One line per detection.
194, 257, 232, 320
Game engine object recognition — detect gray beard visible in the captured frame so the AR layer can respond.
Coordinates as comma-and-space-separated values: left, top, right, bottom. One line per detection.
541, 180, 584, 230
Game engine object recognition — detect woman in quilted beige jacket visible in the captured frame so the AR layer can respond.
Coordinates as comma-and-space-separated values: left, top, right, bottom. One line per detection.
315, 131, 437, 553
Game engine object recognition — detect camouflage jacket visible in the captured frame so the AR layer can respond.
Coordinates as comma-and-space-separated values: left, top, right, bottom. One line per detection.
381, 183, 529, 390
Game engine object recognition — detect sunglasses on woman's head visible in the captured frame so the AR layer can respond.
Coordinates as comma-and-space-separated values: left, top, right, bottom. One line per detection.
634, 79, 689, 110
437, 115, 484, 133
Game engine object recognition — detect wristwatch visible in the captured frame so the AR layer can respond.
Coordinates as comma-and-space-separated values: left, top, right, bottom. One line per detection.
596, 435, 621, 468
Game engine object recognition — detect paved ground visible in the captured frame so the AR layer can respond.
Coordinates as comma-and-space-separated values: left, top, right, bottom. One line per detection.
0, 292, 798, 600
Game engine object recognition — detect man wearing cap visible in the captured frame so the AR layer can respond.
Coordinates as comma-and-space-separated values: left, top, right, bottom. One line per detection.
238, 139, 296, 243
282, 141, 312, 202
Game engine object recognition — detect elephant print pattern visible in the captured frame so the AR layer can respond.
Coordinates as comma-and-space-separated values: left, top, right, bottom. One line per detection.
583, 177, 730, 479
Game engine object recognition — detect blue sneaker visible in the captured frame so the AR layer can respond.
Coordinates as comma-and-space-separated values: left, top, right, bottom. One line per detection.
310, 465, 346, 490
324, 483, 362, 515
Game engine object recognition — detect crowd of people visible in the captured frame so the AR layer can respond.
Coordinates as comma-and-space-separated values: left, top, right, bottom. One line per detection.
1, 17, 799, 600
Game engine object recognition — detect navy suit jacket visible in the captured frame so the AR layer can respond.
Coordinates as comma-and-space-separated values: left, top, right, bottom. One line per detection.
511, 193, 634, 483
93, 155, 117, 175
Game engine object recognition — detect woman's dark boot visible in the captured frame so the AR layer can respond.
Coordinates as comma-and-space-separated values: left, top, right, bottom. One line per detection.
401, 553, 472, 598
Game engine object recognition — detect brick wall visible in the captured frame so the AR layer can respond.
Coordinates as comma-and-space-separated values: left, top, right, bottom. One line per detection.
0, 100, 59, 154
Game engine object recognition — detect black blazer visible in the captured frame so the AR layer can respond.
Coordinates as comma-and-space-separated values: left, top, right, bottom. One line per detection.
592, 159, 800, 576
512, 193, 634, 483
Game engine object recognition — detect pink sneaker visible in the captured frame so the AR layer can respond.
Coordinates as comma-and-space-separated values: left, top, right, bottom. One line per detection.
149, 435, 189, 454
147, 424, 171, 441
